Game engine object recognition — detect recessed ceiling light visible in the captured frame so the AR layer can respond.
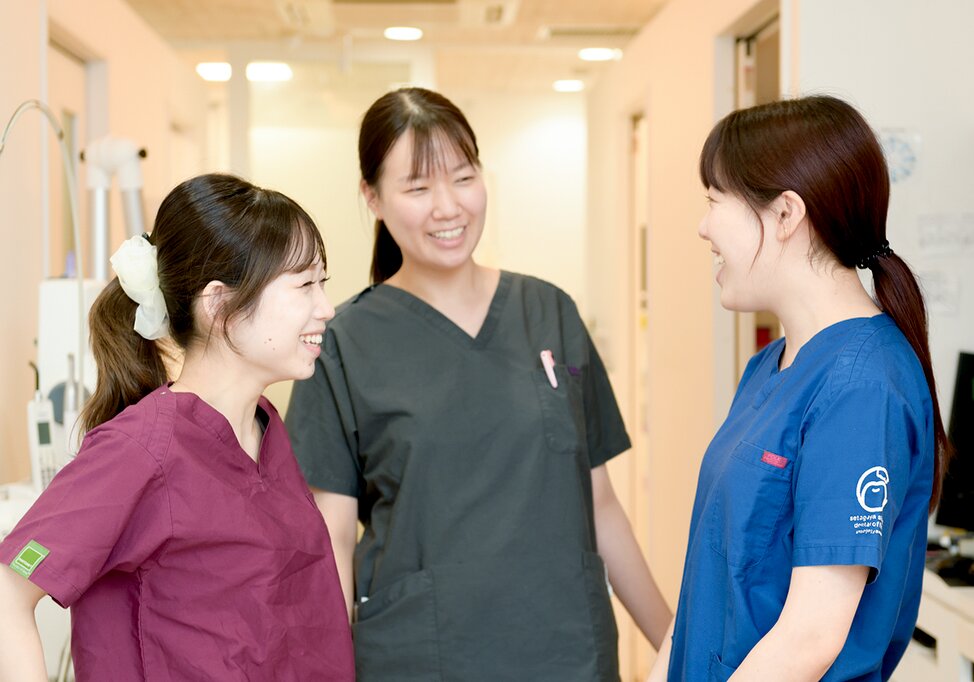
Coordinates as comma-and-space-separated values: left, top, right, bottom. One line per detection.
196, 62, 232, 82
578, 47, 622, 62
246, 62, 293, 82
384, 26, 423, 41
553, 79, 585, 93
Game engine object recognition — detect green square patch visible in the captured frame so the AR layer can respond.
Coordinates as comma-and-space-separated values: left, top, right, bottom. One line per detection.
10, 540, 49, 579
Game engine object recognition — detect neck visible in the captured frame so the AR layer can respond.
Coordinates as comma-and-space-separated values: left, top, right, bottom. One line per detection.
774, 264, 880, 369
171, 347, 265, 460
387, 259, 491, 306
386, 260, 502, 338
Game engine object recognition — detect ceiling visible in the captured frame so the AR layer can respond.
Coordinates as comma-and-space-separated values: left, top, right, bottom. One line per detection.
121, 0, 668, 92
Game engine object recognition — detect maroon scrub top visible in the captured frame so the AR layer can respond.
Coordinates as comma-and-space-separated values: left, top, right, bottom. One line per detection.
0, 386, 354, 681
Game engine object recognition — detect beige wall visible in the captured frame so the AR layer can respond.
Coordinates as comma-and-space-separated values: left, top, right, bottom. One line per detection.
586, 0, 772, 608
0, 0, 205, 483
0, 0, 46, 484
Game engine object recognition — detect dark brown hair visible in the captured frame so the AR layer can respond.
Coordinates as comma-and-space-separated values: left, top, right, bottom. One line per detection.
700, 95, 951, 509
81, 173, 325, 431
358, 87, 480, 283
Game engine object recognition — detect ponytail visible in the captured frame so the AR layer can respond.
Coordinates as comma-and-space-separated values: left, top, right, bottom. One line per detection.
370, 220, 402, 284
699, 95, 952, 512
79, 279, 168, 432
871, 254, 953, 510
79, 174, 326, 433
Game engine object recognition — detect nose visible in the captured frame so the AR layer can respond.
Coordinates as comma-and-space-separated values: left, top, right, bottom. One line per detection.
314, 285, 335, 322
697, 215, 709, 241
431, 181, 461, 220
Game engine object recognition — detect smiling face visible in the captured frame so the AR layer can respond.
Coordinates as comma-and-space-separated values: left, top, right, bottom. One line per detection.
229, 258, 334, 386
364, 129, 487, 276
698, 188, 782, 312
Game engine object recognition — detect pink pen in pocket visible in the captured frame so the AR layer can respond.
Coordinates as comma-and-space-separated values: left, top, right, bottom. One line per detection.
540, 349, 558, 389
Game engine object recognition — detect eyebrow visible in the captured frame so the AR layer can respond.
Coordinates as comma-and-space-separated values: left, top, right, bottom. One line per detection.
397, 161, 473, 183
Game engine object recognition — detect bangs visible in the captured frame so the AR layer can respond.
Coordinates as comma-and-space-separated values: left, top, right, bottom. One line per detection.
280, 214, 327, 274
231, 194, 326, 309
408, 124, 480, 180
699, 118, 731, 192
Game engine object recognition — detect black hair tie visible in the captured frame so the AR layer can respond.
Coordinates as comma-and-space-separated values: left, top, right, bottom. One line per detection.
857, 240, 893, 270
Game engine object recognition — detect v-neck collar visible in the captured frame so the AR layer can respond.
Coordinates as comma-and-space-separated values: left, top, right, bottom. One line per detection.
753, 313, 889, 407
374, 270, 512, 349
162, 386, 273, 477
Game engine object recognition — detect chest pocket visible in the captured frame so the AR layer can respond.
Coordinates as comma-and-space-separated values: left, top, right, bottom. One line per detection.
533, 365, 586, 454
709, 441, 793, 569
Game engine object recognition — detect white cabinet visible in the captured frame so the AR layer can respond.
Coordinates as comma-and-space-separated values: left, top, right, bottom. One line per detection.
893, 570, 974, 681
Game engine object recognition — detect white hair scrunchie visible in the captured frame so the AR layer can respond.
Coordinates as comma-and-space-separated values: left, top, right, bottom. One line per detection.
109, 234, 170, 340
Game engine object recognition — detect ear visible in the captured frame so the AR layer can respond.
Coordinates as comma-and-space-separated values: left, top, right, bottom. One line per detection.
360, 179, 381, 220
197, 280, 232, 329
773, 190, 808, 243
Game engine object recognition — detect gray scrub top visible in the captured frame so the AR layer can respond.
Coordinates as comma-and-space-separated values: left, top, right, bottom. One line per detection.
286, 271, 631, 681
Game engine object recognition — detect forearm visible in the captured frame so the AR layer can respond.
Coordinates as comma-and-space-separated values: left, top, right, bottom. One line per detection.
729, 564, 868, 681
0, 567, 47, 681
0, 618, 46, 681
332, 537, 355, 622
592, 468, 672, 649
729, 621, 839, 681
646, 618, 674, 682
313, 489, 359, 622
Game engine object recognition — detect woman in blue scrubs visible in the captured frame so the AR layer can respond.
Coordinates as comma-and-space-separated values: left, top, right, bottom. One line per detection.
650, 96, 952, 681
286, 87, 671, 680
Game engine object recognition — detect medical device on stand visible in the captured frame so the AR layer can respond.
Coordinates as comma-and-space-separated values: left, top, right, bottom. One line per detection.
0, 100, 147, 494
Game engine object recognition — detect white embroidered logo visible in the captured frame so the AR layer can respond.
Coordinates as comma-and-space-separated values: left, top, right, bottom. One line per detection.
856, 466, 890, 513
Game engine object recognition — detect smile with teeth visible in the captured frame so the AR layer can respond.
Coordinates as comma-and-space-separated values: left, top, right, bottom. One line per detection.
300, 333, 323, 345
431, 225, 465, 240
714, 254, 725, 266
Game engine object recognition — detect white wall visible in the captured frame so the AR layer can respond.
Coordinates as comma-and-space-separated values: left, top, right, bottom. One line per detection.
793, 0, 974, 418
0, 0, 206, 483
452, 90, 588, 310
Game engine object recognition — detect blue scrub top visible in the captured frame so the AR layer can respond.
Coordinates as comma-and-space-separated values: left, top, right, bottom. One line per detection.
668, 314, 934, 681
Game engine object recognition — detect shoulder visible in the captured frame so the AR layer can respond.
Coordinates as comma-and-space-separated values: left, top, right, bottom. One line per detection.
817, 315, 932, 422
84, 386, 175, 467
329, 285, 381, 323
831, 315, 926, 390
505, 271, 580, 317
323, 284, 407, 340
509, 271, 571, 298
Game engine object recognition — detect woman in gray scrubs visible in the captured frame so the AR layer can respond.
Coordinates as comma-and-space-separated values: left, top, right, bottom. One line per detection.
286, 87, 670, 681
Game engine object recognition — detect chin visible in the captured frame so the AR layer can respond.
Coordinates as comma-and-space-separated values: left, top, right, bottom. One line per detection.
295, 363, 316, 380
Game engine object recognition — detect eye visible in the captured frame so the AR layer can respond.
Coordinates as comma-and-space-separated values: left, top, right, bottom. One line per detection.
456, 175, 474, 184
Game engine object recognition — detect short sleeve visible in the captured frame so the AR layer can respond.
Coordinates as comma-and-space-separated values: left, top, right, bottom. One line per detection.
286, 331, 363, 498
580, 324, 632, 468
0, 428, 170, 607
792, 381, 920, 581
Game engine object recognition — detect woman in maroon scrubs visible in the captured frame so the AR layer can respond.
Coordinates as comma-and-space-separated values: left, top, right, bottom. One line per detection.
0, 174, 354, 681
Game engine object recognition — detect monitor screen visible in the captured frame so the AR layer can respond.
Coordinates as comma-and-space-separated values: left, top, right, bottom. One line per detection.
935, 352, 974, 531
